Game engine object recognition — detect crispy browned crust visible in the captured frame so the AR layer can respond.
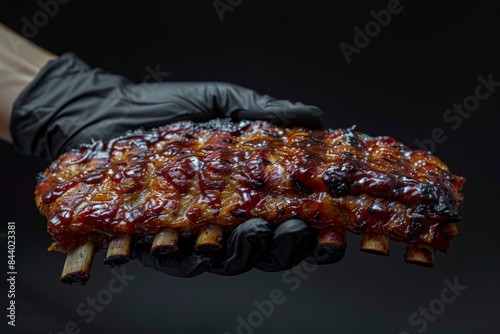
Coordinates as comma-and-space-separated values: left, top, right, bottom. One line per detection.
35, 119, 465, 255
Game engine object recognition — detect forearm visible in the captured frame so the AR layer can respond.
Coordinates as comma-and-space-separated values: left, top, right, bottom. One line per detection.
0, 23, 57, 143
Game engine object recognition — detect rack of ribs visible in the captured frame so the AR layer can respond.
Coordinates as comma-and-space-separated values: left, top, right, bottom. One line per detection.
34, 118, 465, 284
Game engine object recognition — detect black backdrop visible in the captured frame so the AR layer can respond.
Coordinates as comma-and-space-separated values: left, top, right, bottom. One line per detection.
1, 1, 499, 333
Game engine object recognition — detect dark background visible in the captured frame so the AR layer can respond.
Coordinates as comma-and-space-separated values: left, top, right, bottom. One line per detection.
1, 1, 499, 333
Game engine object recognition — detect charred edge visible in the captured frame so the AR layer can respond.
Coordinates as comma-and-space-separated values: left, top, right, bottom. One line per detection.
292, 177, 310, 194
405, 220, 424, 240
323, 163, 353, 197
103, 255, 130, 267
428, 189, 461, 221
409, 185, 461, 222
324, 160, 462, 220
60, 272, 89, 285
252, 179, 266, 188
150, 245, 178, 256
325, 180, 349, 197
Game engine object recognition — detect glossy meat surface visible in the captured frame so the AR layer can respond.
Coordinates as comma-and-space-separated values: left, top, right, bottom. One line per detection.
34, 119, 465, 253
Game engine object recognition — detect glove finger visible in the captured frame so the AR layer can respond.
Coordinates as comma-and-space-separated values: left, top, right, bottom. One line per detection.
61, 82, 219, 154
172, 82, 324, 128
134, 241, 215, 278
255, 219, 310, 272
238, 98, 323, 128
208, 218, 272, 276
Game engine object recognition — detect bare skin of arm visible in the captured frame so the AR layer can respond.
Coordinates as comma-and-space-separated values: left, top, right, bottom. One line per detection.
0, 23, 57, 143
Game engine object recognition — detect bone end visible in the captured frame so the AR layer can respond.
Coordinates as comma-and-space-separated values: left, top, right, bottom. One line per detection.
405, 243, 435, 267
195, 224, 224, 251
104, 234, 133, 266
317, 226, 347, 249
151, 227, 179, 255
360, 233, 390, 256
61, 242, 95, 285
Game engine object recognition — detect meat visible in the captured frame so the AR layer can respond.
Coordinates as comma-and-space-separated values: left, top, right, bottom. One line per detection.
34, 118, 465, 284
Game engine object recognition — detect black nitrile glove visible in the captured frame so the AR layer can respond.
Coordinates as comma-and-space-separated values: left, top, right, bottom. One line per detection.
136, 219, 345, 277
11, 52, 344, 277
11, 52, 323, 161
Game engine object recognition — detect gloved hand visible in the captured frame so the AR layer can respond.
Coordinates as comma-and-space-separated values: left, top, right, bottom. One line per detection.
11, 52, 345, 277
136, 219, 345, 277
11, 52, 324, 161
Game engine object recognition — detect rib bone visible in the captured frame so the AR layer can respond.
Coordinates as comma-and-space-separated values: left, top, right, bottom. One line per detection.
360, 233, 390, 256
151, 227, 179, 255
104, 234, 133, 266
317, 227, 347, 249
404, 243, 435, 266
195, 224, 224, 251
60, 242, 95, 285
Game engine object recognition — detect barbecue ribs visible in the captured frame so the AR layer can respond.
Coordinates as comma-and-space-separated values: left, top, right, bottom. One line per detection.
34, 118, 465, 284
